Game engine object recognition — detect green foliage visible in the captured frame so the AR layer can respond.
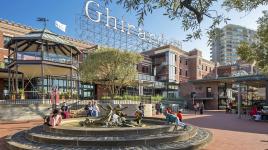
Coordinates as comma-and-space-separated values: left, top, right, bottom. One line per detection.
223, 0, 267, 12
237, 11, 268, 73
64, 91, 71, 99
18, 89, 24, 95
0, 62, 5, 69
80, 47, 144, 98
101, 96, 111, 100
122, 94, 140, 101
237, 42, 257, 64
114, 95, 123, 100
151, 95, 163, 101
105, 0, 266, 41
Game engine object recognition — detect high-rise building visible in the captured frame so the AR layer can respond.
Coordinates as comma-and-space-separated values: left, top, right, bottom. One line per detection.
210, 24, 256, 65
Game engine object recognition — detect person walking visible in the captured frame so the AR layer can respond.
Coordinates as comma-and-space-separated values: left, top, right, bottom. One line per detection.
159, 103, 163, 114
155, 103, 160, 115
199, 102, 204, 115
193, 103, 199, 115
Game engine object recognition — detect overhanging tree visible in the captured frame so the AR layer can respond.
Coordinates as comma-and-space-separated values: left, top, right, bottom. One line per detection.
80, 47, 144, 99
104, 0, 267, 41
237, 11, 268, 73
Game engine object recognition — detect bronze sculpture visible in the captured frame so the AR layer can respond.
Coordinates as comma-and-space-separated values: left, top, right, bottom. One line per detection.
79, 104, 142, 127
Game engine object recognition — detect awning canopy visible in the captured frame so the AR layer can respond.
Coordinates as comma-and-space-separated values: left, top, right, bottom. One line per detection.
190, 75, 268, 87
5, 29, 81, 56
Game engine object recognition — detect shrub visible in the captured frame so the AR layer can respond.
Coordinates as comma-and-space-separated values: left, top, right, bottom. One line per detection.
114, 95, 123, 100
101, 96, 111, 100
152, 95, 163, 101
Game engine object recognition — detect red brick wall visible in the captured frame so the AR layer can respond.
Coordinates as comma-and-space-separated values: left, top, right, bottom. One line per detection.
96, 84, 109, 100
0, 31, 3, 49
180, 82, 219, 110
0, 79, 4, 99
188, 58, 198, 80
177, 56, 189, 82
218, 66, 232, 77
0, 31, 8, 62
0, 50, 8, 62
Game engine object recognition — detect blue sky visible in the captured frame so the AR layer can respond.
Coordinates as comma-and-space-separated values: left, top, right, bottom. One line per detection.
0, 0, 267, 59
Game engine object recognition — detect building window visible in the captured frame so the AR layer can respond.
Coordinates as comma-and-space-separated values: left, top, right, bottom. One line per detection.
175, 55, 177, 62
185, 60, 188, 65
175, 67, 177, 74
180, 57, 182, 63
185, 70, 188, 77
202, 65, 203, 70
205, 66, 207, 71
142, 66, 149, 74
179, 69, 182, 75
207, 87, 212, 97
3, 36, 12, 46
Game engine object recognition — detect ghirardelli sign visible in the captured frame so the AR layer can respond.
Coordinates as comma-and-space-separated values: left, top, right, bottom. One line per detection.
83, 0, 182, 48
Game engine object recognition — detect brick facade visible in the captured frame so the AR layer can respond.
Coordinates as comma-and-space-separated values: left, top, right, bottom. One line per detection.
0, 19, 239, 109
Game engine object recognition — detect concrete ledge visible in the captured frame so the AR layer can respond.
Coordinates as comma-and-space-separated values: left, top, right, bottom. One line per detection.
43, 118, 174, 137
0, 104, 51, 121
5, 127, 212, 150
27, 126, 197, 147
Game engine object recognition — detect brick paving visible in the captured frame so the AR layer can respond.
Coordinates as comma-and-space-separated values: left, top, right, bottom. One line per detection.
182, 111, 268, 150
1, 111, 268, 150
0, 120, 42, 150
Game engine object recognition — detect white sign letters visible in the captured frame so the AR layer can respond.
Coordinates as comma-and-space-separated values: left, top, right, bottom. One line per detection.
84, 0, 168, 45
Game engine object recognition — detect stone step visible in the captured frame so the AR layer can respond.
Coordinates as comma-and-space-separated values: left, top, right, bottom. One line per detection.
26, 126, 197, 147
5, 128, 212, 150
43, 124, 175, 137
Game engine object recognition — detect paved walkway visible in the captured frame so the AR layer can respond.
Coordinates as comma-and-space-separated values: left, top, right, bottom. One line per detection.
0, 111, 267, 150
182, 111, 268, 150
0, 120, 42, 150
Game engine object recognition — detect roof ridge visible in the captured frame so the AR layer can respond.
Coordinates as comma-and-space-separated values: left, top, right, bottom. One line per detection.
0, 18, 37, 31
0, 18, 92, 46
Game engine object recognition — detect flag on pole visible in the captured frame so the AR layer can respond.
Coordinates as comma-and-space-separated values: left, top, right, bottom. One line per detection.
55, 20, 67, 32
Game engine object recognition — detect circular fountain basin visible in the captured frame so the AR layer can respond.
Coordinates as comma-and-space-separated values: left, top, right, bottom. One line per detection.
5, 117, 212, 150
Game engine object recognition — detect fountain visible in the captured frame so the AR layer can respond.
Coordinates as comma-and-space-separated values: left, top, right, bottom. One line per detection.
5, 104, 212, 150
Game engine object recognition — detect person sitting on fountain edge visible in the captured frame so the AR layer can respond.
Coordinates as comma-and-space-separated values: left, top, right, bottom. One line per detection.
164, 109, 187, 131
84, 101, 93, 117
134, 109, 143, 125
61, 102, 70, 119
92, 100, 100, 117
48, 109, 62, 127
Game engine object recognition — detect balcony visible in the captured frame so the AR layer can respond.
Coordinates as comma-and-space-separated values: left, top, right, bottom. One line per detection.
138, 74, 155, 82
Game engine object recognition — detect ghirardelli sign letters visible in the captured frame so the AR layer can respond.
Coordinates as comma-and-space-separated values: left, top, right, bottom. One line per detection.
84, 0, 165, 45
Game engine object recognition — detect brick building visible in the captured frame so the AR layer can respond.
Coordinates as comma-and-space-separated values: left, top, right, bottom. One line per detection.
0, 19, 227, 109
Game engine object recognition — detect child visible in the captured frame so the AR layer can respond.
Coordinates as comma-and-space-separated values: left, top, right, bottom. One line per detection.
49, 109, 62, 127
165, 111, 187, 131
177, 110, 183, 122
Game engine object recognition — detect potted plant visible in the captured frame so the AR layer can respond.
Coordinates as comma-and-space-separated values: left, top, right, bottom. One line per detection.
19, 89, 25, 100
65, 91, 71, 100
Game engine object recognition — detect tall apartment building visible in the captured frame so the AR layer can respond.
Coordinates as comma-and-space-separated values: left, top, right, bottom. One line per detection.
210, 24, 256, 65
